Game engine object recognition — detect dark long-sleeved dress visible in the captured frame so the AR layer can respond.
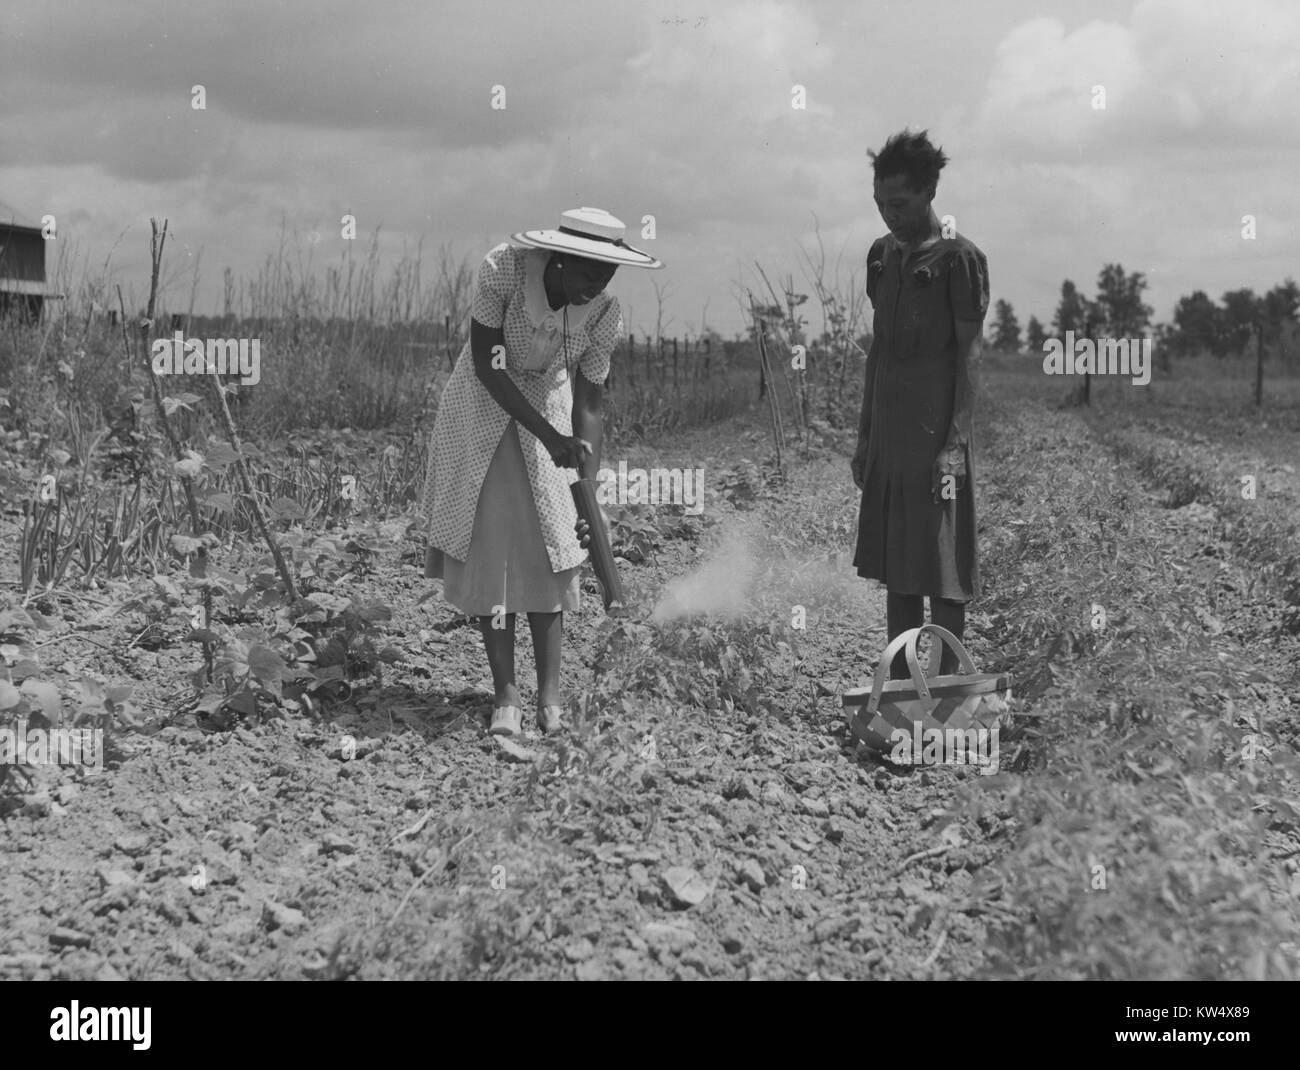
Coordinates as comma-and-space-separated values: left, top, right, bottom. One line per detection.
852, 232, 989, 601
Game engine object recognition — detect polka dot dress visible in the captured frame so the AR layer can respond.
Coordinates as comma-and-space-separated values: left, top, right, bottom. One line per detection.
420, 242, 623, 574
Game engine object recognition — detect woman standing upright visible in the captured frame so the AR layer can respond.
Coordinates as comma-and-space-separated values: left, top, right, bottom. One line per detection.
421, 207, 662, 737
851, 131, 989, 677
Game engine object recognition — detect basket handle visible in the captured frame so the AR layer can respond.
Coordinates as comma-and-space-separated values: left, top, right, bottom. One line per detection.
866, 624, 980, 713
867, 628, 929, 711
916, 624, 978, 678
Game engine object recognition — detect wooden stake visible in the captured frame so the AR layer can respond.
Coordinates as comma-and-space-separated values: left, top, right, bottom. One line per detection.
119, 219, 203, 535
1254, 321, 1265, 409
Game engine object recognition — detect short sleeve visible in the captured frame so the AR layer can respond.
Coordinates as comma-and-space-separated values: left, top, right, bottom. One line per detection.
469, 243, 518, 329
949, 242, 989, 322
578, 296, 623, 384
866, 237, 886, 307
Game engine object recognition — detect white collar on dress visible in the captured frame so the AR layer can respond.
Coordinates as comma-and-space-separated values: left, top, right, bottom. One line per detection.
523, 247, 601, 329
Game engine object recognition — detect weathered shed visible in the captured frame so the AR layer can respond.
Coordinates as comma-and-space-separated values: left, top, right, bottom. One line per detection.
0, 199, 63, 319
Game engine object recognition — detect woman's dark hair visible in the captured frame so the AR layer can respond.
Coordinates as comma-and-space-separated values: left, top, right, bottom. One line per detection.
868, 129, 949, 196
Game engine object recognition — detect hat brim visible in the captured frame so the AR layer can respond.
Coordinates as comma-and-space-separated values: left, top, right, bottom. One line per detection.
510, 229, 663, 269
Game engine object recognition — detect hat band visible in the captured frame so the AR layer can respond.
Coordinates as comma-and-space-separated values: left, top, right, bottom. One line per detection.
559, 225, 629, 249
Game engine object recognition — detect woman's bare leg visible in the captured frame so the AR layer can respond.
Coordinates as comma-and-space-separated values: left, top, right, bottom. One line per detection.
527, 611, 563, 708
479, 614, 520, 708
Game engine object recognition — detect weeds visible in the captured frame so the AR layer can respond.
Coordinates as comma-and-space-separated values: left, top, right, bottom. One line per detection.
957, 386, 1299, 980
0, 601, 137, 791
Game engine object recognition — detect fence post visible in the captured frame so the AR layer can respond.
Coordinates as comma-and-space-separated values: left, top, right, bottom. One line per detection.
1254, 321, 1264, 409
1082, 317, 1092, 406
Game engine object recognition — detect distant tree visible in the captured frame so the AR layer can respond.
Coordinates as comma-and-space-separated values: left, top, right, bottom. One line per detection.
990, 299, 1021, 351
1262, 278, 1300, 330
1262, 279, 1300, 365
1052, 280, 1089, 337
1168, 290, 1221, 356
1025, 315, 1046, 352
1094, 263, 1152, 337
1219, 288, 1262, 355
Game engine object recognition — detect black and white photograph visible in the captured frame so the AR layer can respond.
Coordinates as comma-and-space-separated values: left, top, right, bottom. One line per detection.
0, 0, 1297, 1015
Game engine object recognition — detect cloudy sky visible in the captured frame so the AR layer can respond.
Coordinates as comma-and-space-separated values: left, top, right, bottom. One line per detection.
1, 0, 1296, 340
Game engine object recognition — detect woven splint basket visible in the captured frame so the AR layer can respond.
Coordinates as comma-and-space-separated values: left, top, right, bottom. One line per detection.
843, 625, 1012, 764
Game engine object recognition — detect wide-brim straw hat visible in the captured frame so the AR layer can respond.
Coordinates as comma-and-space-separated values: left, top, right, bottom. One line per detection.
512, 207, 663, 269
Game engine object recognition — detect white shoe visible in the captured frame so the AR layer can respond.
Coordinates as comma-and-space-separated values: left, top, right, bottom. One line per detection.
489, 705, 522, 737
537, 705, 565, 734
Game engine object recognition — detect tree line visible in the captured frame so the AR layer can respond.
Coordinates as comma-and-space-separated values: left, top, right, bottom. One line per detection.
988, 265, 1299, 358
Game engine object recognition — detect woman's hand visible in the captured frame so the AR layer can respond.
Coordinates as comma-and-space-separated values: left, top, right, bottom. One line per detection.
547, 433, 593, 469
851, 437, 870, 490
931, 444, 966, 504
574, 507, 611, 550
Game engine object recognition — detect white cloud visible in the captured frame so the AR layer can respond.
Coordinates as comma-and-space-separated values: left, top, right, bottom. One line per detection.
973, 0, 1300, 156
957, 0, 1300, 329
2, 0, 1296, 336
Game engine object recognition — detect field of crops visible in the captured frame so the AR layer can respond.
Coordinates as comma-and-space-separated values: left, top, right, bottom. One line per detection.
1, 308, 1299, 980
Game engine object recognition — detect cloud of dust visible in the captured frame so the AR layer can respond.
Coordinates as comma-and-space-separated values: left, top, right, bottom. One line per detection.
650, 522, 758, 622
649, 519, 866, 623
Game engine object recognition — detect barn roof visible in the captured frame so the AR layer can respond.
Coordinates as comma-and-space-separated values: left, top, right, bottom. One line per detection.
0, 199, 41, 231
